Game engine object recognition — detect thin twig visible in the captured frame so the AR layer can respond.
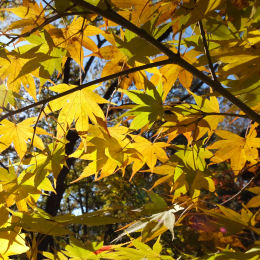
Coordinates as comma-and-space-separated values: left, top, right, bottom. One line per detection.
176, 203, 194, 224
79, 18, 86, 85
4, 13, 62, 46
30, 103, 46, 150
198, 20, 218, 82
105, 87, 117, 120
190, 111, 248, 118
177, 28, 183, 55
42, 0, 56, 12
220, 176, 255, 205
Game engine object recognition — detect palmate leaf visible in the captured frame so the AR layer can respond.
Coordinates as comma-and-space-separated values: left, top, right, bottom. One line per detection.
62, 239, 100, 260
120, 83, 164, 130
49, 16, 99, 68
203, 205, 258, 235
172, 0, 224, 33
159, 93, 223, 142
130, 135, 169, 173
203, 246, 260, 260
25, 31, 66, 84
247, 195, 260, 208
172, 143, 213, 172
103, 237, 174, 260
110, 0, 177, 28
71, 123, 169, 182
70, 124, 134, 181
23, 142, 65, 181
1, 0, 260, 257
18, 142, 66, 194
246, 186, 260, 208
0, 31, 66, 97
113, 203, 184, 243
208, 124, 260, 174
0, 165, 47, 212
45, 84, 109, 137
203, 38, 260, 80
0, 48, 38, 100
44, 237, 173, 260
9, 210, 71, 236
223, 72, 260, 112
4, 1, 45, 34
0, 229, 29, 258
158, 142, 215, 200
157, 50, 198, 96
0, 118, 49, 159
0, 84, 17, 114
115, 29, 160, 63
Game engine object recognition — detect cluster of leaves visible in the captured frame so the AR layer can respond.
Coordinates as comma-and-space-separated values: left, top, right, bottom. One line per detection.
0, 0, 259, 259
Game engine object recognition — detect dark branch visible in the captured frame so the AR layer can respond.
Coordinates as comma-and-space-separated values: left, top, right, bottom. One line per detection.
71, 0, 260, 124
0, 59, 172, 121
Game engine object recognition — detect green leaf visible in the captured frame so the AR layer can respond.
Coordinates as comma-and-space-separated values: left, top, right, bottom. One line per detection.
172, 143, 212, 171
63, 238, 99, 260
115, 30, 160, 63
120, 84, 164, 130
10, 210, 71, 236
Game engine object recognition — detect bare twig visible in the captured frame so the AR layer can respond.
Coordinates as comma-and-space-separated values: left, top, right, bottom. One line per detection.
198, 20, 218, 82
42, 0, 56, 12
220, 176, 255, 205
105, 87, 117, 120
190, 110, 248, 118
177, 28, 183, 55
29, 103, 46, 150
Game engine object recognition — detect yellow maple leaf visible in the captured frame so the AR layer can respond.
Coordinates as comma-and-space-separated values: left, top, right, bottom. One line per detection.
46, 84, 109, 137
111, 0, 177, 27
0, 229, 29, 258
71, 125, 132, 182
208, 126, 260, 174
158, 94, 223, 143
156, 51, 200, 97
4, 2, 45, 34
0, 51, 37, 100
50, 17, 99, 67
130, 135, 169, 172
0, 118, 48, 159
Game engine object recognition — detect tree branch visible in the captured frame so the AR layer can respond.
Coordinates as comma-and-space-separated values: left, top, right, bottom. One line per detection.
0, 59, 171, 121
196, 112, 248, 118
71, 0, 260, 124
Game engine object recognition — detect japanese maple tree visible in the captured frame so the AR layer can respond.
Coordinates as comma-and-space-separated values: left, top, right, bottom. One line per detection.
0, 0, 259, 259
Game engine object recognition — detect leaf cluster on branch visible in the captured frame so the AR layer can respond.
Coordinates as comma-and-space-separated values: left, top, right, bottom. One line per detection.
0, 0, 259, 259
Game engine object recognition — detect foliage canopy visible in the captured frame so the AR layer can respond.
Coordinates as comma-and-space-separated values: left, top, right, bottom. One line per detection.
0, 0, 260, 259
